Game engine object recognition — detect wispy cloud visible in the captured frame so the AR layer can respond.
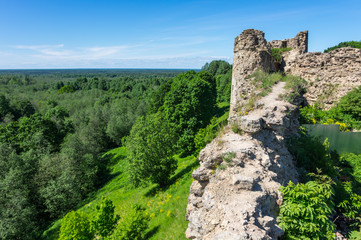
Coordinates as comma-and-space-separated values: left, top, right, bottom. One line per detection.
4, 35, 231, 69
15, 44, 70, 56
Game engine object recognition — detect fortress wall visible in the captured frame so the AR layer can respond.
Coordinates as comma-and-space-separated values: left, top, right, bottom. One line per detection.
284, 47, 361, 109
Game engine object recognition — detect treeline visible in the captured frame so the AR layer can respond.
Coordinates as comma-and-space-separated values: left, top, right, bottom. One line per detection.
0, 61, 232, 239
324, 40, 361, 53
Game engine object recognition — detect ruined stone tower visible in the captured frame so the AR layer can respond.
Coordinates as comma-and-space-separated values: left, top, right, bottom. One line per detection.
186, 29, 361, 240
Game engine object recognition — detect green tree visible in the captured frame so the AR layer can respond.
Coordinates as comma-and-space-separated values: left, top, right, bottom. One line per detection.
201, 60, 231, 76
59, 211, 93, 240
163, 71, 216, 155
59, 85, 75, 94
126, 113, 176, 187
92, 197, 120, 238
0, 144, 38, 240
0, 94, 11, 121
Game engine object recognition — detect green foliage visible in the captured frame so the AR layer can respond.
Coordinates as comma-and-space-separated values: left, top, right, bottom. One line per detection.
59, 85, 75, 94
338, 86, 361, 121
215, 69, 232, 103
109, 205, 150, 240
201, 60, 231, 76
340, 153, 361, 187
350, 228, 361, 240
336, 181, 361, 221
282, 75, 307, 102
92, 197, 120, 238
0, 69, 187, 239
278, 174, 336, 240
324, 41, 361, 53
251, 70, 283, 96
126, 113, 177, 187
163, 70, 216, 155
288, 128, 338, 179
271, 47, 292, 63
222, 152, 235, 163
0, 94, 11, 120
299, 86, 361, 130
0, 144, 39, 240
194, 107, 229, 155
148, 79, 173, 114
59, 211, 93, 240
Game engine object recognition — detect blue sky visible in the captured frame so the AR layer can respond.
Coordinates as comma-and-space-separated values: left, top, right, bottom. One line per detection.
0, 0, 360, 69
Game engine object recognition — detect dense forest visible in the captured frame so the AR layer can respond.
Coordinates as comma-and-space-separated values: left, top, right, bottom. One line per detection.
0, 61, 232, 239
1, 56, 361, 239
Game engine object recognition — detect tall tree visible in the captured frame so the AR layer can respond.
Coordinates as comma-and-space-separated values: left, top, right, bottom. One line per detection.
126, 113, 177, 187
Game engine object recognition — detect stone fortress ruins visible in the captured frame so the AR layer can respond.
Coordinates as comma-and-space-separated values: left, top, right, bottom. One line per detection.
186, 29, 361, 239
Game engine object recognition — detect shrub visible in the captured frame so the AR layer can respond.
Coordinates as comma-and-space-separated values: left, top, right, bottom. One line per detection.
59, 211, 93, 240
109, 205, 149, 240
278, 174, 336, 240
337, 86, 361, 121
288, 130, 338, 179
91, 197, 120, 238
336, 181, 361, 223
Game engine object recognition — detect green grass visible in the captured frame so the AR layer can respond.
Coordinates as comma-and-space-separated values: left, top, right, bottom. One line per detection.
42, 147, 199, 240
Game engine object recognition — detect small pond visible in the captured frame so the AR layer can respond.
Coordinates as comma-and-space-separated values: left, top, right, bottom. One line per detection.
303, 124, 361, 154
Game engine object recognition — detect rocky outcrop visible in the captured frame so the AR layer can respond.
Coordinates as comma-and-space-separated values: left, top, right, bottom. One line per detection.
284, 47, 361, 109
186, 82, 299, 240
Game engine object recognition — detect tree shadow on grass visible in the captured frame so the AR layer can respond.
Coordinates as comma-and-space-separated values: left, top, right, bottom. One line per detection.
214, 105, 229, 118
144, 160, 199, 197
144, 225, 160, 239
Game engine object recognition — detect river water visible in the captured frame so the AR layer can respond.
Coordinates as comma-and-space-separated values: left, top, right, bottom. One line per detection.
303, 124, 361, 154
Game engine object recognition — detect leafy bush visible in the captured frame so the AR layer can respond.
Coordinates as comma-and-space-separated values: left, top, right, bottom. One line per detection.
91, 197, 120, 238
337, 86, 361, 121
278, 174, 336, 240
336, 181, 361, 222
109, 205, 149, 240
59, 211, 93, 240
324, 41, 361, 53
288, 130, 338, 179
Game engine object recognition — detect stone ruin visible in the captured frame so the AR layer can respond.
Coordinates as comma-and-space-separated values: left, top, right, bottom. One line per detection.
230, 29, 361, 117
186, 29, 361, 239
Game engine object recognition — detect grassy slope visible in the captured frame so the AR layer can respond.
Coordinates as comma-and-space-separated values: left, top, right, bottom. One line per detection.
43, 148, 198, 240
43, 102, 229, 240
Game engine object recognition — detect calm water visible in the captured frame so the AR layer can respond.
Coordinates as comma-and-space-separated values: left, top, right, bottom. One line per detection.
303, 124, 361, 154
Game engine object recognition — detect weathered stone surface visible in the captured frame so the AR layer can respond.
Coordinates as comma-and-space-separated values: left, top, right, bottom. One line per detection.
284, 47, 361, 109
229, 29, 275, 119
231, 174, 254, 190
186, 82, 299, 240
239, 115, 265, 133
